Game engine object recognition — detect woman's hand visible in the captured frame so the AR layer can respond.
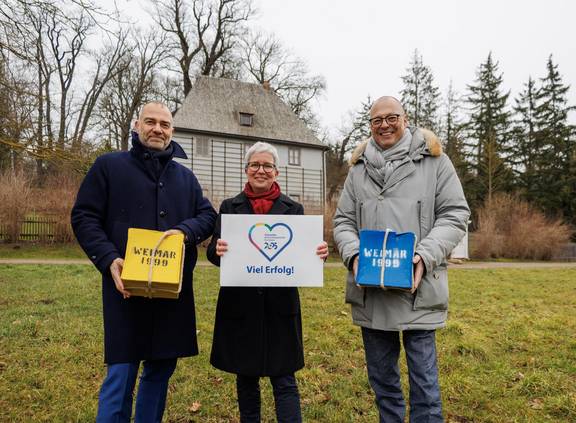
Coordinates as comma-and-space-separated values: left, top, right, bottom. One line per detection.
316, 241, 329, 261
216, 239, 229, 257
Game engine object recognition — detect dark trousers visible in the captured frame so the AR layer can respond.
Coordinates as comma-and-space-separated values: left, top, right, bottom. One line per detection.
236, 373, 302, 423
361, 328, 443, 423
96, 358, 178, 423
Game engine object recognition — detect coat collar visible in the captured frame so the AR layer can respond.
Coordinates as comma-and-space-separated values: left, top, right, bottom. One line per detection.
231, 191, 293, 215
349, 127, 442, 166
130, 131, 188, 160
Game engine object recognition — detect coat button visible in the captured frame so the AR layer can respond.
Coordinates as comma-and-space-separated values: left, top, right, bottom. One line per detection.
159, 210, 167, 217
433, 272, 439, 279
158, 182, 164, 188
143, 152, 151, 159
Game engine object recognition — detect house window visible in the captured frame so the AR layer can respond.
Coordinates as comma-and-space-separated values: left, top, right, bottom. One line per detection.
195, 136, 210, 157
239, 112, 254, 127
288, 147, 301, 166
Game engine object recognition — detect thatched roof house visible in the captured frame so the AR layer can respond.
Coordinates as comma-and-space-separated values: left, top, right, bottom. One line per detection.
172, 76, 326, 212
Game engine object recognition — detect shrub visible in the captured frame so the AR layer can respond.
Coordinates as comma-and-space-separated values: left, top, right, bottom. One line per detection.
472, 193, 571, 260
30, 171, 81, 243
0, 169, 33, 242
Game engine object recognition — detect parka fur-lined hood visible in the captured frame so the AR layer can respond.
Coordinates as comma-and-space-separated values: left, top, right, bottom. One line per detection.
349, 127, 442, 166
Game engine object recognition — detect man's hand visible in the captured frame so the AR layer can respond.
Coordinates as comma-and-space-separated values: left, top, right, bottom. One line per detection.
215, 239, 228, 257
352, 256, 359, 278
411, 254, 425, 294
316, 241, 329, 261
110, 257, 130, 298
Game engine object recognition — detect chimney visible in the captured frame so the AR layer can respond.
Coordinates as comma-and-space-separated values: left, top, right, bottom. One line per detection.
262, 80, 270, 91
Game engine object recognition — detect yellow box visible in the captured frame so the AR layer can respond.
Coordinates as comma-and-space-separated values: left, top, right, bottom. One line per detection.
121, 228, 185, 299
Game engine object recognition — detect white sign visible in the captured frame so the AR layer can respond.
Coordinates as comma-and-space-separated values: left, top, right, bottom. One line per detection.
220, 214, 324, 287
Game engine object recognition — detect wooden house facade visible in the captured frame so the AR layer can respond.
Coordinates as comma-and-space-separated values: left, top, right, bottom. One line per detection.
172, 77, 327, 213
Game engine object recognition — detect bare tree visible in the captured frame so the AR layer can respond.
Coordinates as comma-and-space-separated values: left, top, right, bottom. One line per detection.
152, 0, 253, 95
1, 0, 130, 174
326, 96, 372, 201
0, 52, 37, 171
45, 8, 91, 149
152, 73, 186, 114
241, 32, 325, 127
98, 30, 169, 151
71, 31, 129, 151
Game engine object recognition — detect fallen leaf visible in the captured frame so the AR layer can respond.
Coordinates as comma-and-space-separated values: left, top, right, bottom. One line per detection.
210, 376, 223, 385
529, 398, 544, 410
314, 392, 331, 403
189, 401, 201, 413
511, 372, 525, 382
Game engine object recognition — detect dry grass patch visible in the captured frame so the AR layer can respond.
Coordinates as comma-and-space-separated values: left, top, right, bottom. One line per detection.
473, 193, 571, 260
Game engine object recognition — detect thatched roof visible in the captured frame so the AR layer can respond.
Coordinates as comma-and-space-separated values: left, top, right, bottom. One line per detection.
173, 76, 325, 148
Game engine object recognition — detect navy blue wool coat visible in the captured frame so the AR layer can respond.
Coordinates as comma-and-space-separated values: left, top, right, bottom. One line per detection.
71, 135, 216, 364
207, 192, 305, 377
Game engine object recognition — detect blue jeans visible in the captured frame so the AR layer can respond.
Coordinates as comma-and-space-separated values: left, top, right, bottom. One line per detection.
236, 373, 302, 423
96, 358, 178, 423
361, 328, 443, 423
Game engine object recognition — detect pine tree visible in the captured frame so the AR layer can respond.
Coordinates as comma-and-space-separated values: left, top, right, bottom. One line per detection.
511, 76, 540, 202
441, 81, 472, 190
400, 49, 440, 132
533, 55, 576, 224
465, 53, 513, 209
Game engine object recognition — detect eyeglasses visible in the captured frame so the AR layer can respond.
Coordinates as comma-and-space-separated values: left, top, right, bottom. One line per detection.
245, 162, 277, 173
369, 114, 402, 127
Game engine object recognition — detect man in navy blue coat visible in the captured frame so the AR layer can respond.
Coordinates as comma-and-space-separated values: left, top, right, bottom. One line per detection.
71, 102, 216, 422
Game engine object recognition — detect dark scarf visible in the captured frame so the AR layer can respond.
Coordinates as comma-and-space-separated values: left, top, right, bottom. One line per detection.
243, 181, 281, 214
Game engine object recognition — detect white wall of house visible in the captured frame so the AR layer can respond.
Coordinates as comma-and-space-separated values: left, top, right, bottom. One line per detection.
275, 144, 323, 170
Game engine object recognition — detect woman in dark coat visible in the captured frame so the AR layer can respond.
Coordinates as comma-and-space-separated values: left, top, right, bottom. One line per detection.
207, 141, 328, 422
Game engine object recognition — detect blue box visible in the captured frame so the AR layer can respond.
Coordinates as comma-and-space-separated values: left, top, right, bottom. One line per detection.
356, 230, 416, 290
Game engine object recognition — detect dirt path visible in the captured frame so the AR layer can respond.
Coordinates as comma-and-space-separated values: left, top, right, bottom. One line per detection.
0, 258, 575, 269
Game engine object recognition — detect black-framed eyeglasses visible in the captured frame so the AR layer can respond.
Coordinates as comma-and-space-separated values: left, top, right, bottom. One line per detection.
369, 114, 402, 127
245, 162, 277, 173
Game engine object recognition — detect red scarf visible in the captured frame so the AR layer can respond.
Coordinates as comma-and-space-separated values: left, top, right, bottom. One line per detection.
244, 181, 281, 214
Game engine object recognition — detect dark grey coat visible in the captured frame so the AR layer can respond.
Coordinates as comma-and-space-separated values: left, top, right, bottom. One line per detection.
333, 128, 470, 331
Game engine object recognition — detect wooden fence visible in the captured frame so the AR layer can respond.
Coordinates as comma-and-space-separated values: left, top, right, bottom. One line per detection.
0, 216, 57, 241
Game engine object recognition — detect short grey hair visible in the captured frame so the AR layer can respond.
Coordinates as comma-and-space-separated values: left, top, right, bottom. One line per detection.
244, 141, 280, 165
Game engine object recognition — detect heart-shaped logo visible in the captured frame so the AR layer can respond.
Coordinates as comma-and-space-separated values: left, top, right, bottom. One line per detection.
248, 223, 293, 262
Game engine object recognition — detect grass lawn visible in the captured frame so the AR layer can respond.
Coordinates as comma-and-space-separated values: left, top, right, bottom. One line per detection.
0, 265, 575, 422
0, 242, 212, 262
0, 243, 87, 259
0, 242, 340, 264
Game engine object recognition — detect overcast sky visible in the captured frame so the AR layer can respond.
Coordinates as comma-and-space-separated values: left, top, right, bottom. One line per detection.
253, 0, 576, 131
110, 0, 576, 132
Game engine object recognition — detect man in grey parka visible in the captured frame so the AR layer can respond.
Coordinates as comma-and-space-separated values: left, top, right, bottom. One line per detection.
333, 96, 470, 422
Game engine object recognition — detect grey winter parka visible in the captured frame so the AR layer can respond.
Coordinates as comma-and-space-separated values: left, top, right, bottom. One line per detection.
333, 127, 470, 331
